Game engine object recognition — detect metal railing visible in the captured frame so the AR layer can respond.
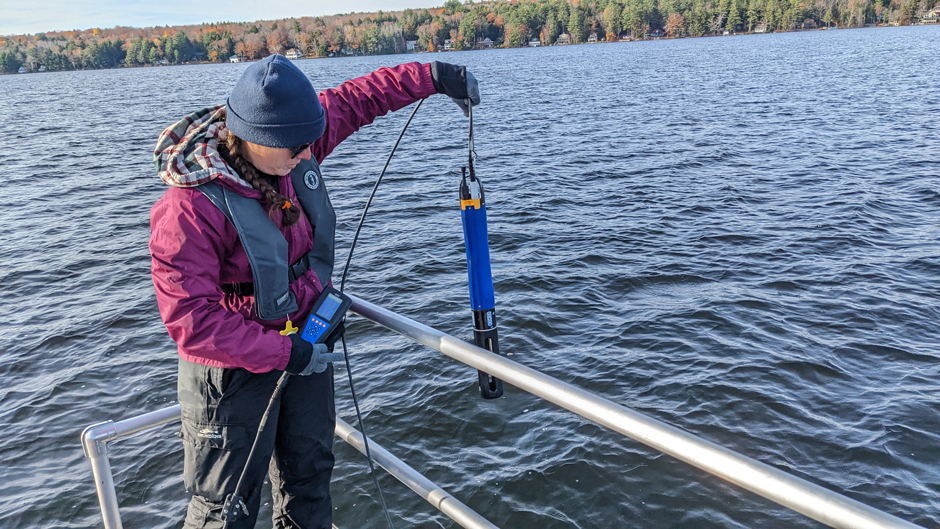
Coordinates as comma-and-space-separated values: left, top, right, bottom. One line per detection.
82, 406, 181, 529
82, 294, 923, 529
81, 408, 495, 529
334, 417, 496, 529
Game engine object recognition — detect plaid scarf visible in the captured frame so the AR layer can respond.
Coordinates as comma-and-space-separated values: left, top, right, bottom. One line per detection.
153, 106, 251, 189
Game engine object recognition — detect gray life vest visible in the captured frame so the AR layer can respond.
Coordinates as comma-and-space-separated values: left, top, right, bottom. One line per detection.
196, 157, 336, 320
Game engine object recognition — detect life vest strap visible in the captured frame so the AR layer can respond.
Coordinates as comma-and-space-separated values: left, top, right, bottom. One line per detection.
221, 253, 313, 297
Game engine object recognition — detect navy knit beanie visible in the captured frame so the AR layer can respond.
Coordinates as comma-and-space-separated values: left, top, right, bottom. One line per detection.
226, 54, 325, 148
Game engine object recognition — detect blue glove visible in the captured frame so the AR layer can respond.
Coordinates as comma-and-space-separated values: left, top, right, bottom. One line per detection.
286, 334, 345, 375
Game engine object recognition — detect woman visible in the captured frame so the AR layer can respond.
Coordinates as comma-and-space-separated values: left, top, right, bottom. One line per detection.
150, 55, 479, 528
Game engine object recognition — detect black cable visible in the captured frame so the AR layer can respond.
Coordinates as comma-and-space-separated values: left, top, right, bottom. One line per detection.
221, 372, 290, 528
340, 99, 424, 292
340, 334, 392, 529
467, 99, 476, 180
337, 98, 425, 529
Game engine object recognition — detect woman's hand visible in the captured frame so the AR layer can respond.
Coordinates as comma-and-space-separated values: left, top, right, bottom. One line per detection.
286, 334, 345, 375
430, 61, 481, 117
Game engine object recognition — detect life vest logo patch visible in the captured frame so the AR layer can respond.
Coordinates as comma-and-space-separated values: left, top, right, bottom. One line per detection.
304, 170, 320, 190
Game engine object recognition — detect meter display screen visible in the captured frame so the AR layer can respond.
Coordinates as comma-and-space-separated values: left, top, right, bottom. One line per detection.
316, 293, 343, 321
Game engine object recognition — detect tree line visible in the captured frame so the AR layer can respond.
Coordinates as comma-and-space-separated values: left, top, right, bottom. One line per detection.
2, 0, 936, 74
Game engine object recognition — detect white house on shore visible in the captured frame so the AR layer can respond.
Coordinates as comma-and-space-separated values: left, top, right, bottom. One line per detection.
18, 66, 26, 73
555, 33, 571, 45
406, 40, 419, 51
285, 49, 302, 60
528, 38, 540, 47
921, 6, 940, 23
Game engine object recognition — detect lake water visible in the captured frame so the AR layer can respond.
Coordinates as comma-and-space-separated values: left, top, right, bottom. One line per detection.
1, 25, 938, 528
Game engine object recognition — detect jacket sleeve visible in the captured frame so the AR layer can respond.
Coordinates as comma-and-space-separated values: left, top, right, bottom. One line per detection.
312, 62, 437, 163
149, 188, 292, 373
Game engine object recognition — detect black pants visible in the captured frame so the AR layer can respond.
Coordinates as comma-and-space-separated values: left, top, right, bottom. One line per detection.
178, 358, 335, 529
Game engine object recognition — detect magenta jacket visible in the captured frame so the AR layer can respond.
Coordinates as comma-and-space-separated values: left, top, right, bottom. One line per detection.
150, 62, 436, 373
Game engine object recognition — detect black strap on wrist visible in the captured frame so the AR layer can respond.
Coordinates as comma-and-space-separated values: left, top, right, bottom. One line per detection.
430, 61, 468, 99
285, 334, 313, 374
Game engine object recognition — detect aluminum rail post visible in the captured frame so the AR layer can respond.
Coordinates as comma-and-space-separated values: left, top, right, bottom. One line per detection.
335, 418, 498, 529
348, 294, 922, 529
108, 404, 181, 438
82, 421, 122, 529
81, 405, 182, 529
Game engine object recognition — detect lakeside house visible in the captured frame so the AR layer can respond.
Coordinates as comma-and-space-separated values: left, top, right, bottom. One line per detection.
650, 28, 666, 38
478, 37, 494, 49
754, 22, 769, 33
285, 49, 302, 60
18, 66, 25, 73
555, 33, 571, 45
528, 39, 540, 47
229, 55, 242, 63
921, 6, 940, 23
618, 30, 633, 41
443, 39, 453, 50
587, 33, 598, 43
406, 40, 418, 51
38, 65, 45, 72
802, 18, 818, 29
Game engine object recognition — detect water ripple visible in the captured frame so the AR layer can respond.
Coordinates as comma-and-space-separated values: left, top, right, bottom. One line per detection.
1, 24, 938, 529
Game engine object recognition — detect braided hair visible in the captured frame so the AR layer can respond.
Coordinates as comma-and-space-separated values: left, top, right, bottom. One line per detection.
217, 109, 302, 227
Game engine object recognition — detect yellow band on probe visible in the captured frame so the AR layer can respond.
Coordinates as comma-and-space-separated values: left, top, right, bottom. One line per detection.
460, 198, 482, 210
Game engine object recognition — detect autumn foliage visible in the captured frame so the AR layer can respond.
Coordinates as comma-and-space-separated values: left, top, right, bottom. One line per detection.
1, 0, 927, 74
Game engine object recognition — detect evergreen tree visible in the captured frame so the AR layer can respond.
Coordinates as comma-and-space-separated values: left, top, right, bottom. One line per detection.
603, 3, 623, 38
125, 39, 140, 66
460, 12, 478, 46
568, 5, 585, 42
727, 0, 742, 30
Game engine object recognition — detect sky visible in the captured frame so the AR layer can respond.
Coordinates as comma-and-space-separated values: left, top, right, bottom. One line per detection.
0, 0, 447, 36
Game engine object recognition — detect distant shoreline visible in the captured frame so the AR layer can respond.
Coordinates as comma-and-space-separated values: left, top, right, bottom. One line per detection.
4, 0, 937, 76
3, 24, 926, 77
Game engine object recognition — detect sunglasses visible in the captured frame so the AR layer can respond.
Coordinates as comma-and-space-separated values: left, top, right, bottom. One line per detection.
289, 142, 312, 159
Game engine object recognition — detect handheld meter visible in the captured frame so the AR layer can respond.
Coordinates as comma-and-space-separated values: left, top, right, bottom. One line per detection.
301, 287, 353, 345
